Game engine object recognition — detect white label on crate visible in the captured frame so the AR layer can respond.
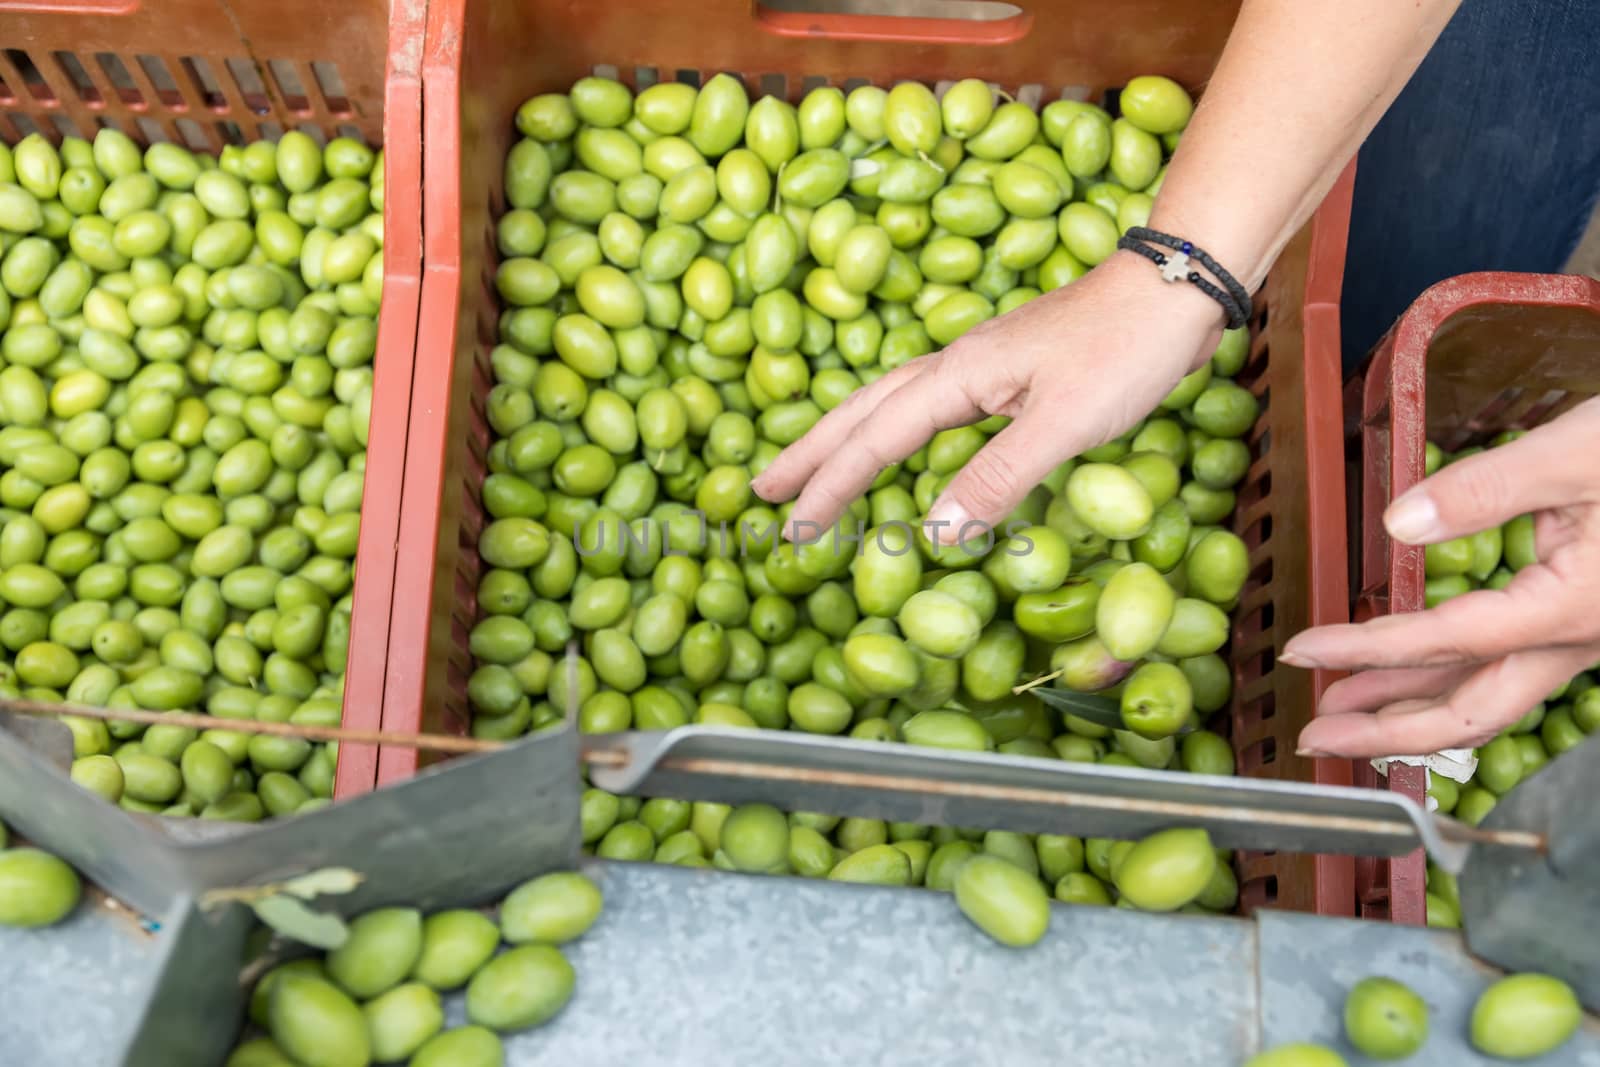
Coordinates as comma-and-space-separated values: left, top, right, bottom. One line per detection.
1370, 748, 1478, 786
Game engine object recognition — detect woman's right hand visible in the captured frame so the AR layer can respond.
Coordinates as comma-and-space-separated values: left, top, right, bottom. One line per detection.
751, 250, 1228, 539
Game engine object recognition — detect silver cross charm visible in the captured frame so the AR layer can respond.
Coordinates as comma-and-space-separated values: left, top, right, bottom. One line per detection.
1160, 249, 1191, 283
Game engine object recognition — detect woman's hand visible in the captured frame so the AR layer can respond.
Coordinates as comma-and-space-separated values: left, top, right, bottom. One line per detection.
751, 252, 1225, 537
1289, 398, 1600, 758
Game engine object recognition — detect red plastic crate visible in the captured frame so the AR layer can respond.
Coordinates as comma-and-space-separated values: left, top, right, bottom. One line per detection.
393, 0, 1359, 915
0, 0, 427, 799
1349, 271, 1600, 924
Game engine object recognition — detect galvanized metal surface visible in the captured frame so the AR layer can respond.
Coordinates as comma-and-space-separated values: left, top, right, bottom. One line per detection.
1462, 733, 1600, 1011
0, 895, 171, 1065
1259, 910, 1600, 1065
3, 715, 1598, 1065
0, 713, 583, 920
119, 897, 257, 1067
3, 714, 74, 771
0, 715, 583, 1065
501, 862, 1258, 1067
6, 862, 1600, 1067
0, 713, 190, 919
587, 727, 1518, 871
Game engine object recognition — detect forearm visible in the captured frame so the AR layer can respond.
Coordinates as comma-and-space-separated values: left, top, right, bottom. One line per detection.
1148, 0, 1461, 295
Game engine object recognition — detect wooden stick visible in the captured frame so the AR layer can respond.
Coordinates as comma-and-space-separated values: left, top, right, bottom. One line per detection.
1012, 669, 1063, 696
0, 700, 1547, 857
0, 697, 503, 755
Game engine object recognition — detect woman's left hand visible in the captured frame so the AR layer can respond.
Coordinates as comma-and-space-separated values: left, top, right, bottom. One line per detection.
1287, 397, 1600, 758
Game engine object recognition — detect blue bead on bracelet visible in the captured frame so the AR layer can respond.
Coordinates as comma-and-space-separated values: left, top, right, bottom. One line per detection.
1116, 228, 1253, 330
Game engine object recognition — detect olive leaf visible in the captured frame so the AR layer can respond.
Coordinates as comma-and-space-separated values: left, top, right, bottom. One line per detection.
1028, 687, 1196, 736
250, 895, 350, 950
1026, 688, 1124, 732
199, 865, 366, 909
280, 867, 364, 900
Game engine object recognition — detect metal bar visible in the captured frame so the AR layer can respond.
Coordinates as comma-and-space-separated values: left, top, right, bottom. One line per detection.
697, 754, 1539, 860
0, 701, 1544, 875
585, 728, 1543, 872
666, 755, 1425, 843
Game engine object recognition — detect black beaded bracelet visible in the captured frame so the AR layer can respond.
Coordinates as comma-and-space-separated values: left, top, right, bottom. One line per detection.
1116, 227, 1254, 330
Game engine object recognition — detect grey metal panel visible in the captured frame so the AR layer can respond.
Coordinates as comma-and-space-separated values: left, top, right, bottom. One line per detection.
0, 718, 583, 923
1462, 737, 1600, 1010
7, 863, 1600, 1067
0, 722, 583, 1065
8, 716, 1600, 1064
0, 716, 190, 919
120, 896, 256, 1067
493, 861, 1261, 1067
4, 862, 1249, 1066
0, 712, 73, 769
0, 896, 169, 1067
1258, 910, 1600, 1065
167, 724, 585, 916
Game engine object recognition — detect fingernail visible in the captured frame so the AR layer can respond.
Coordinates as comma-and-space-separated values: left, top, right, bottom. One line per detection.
1385, 491, 1440, 544
1278, 649, 1322, 669
748, 473, 771, 499
1295, 748, 1330, 759
924, 498, 971, 548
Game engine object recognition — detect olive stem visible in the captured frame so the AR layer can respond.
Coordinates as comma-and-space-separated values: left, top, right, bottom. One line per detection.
1011, 669, 1064, 695
0, 697, 501, 755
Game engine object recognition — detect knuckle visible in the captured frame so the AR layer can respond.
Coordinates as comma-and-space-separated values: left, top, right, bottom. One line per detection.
1437, 699, 1496, 746
845, 417, 896, 465
863, 360, 927, 406
857, 435, 897, 475
799, 481, 850, 525
1568, 610, 1600, 646
831, 386, 870, 418
1407, 639, 1478, 669
952, 444, 1024, 517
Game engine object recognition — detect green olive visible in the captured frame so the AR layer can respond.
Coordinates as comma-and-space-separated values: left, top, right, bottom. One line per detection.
1471, 974, 1582, 1061
954, 855, 1050, 947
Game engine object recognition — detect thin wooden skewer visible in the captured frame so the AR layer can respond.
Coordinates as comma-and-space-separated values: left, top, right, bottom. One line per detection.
0, 699, 1545, 855
0, 697, 502, 755
0, 695, 635, 767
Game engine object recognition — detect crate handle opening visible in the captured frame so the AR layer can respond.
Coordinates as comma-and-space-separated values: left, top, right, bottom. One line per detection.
0, 0, 139, 15
756, 0, 1031, 46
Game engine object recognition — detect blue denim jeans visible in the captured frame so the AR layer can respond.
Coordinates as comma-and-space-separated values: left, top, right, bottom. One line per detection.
1341, 0, 1600, 372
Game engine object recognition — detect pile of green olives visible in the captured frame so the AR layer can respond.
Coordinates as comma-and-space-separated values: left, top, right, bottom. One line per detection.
475, 71, 1255, 911
0, 128, 385, 821
228, 870, 602, 1067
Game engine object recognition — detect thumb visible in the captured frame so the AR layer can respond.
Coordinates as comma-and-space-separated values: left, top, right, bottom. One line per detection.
923, 417, 1064, 544
1383, 409, 1598, 545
